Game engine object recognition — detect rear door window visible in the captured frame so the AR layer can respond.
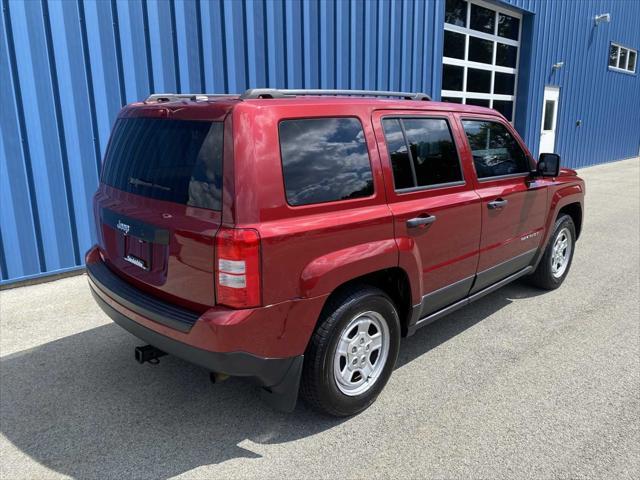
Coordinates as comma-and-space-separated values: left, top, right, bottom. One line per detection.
461, 120, 529, 179
278, 117, 374, 206
102, 118, 223, 210
382, 117, 463, 190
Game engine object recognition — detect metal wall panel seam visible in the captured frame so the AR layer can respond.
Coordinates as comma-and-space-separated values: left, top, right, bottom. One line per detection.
109, 0, 126, 106
0, 227, 7, 280
140, 0, 154, 93
2, 0, 46, 274
76, 0, 102, 179
41, 0, 80, 265
195, 0, 206, 91
48, 0, 98, 254
12, 0, 74, 271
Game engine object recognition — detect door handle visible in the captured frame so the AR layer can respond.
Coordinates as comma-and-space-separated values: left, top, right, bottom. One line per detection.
406, 215, 437, 228
487, 198, 508, 209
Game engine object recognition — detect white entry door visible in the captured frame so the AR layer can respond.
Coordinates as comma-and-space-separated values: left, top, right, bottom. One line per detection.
539, 86, 560, 153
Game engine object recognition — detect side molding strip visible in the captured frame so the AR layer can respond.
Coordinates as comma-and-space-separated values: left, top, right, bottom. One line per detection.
409, 265, 533, 334
470, 248, 537, 294
417, 275, 475, 318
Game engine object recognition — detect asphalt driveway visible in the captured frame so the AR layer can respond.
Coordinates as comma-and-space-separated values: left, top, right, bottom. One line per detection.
1, 158, 638, 479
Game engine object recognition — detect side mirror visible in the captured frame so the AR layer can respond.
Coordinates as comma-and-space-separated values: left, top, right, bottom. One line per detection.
536, 153, 560, 177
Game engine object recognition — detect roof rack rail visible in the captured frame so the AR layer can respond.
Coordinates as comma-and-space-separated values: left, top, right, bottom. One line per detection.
240, 88, 431, 101
145, 93, 236, 103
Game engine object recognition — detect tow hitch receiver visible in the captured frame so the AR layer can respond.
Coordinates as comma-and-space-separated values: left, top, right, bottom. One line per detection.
135, 345, 167, 364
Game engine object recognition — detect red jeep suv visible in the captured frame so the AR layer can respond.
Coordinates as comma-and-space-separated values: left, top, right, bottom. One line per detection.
87, 89, 585, 416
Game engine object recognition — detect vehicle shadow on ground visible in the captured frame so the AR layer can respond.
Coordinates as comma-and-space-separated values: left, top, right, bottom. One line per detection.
0, 280, 543, 479
396, 280, 546, 368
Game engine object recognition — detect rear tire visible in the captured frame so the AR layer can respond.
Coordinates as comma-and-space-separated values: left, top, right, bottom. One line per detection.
300, 285, 400, 417
527, 214, 576, 290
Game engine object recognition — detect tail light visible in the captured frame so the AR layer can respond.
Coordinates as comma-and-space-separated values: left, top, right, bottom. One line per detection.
215, 227, 261, 308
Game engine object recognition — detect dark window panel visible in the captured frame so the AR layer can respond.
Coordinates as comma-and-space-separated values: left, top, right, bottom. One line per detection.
382, 119, 415, 190
279, 118, 373, 206
462, 120, 529, 178
619, 48, 628, 69
497, 13, 519, 40
401, 119, 463, 187
442, 97, 463, 103
609, 44, 619, 67
466, 68, 491, 93
543, 100, 555, 130
443, 64, 464, 91
493, 100, 514, 121
445, 0, 467, 27
496, 43, 517, 68
628, 50, 637, 72
468, 36, 494, 64
443, 30, 465, 59
494, 72, 515, 95
470, 3, 495, 34
102, 119, 223, 210
466, 98, 490, 107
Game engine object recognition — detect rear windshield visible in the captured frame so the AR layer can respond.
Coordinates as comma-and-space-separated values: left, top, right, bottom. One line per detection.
101, 118, 223, 210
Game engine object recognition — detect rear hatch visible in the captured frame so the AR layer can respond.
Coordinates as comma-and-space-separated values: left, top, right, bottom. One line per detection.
94, 102, 231, 311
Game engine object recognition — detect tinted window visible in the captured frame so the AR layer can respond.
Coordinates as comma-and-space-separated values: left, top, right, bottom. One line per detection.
443, 30, 465, 59
468, 37, 493, 64
102, 118, 223, 209
462, 120, 529, 178
493, 100, 514, 121
497, 13, 519, 40
279, 118, 373, 206
494, 72, 515, 95
628, 50, 637, 72
619, 48, 628, 69
470, 3, 495, 34
496, 43, 517, 68
467, 68, 491, 93
608, 44, 619, 67
445, 0, 467, 26
466, 98, 490, 107
382, 119, 414, 190
543, 100, 555, 131
383, 118, 463, 189
442, 64, 464, 91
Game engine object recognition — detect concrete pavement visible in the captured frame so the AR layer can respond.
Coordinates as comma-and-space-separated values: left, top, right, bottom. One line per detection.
1, 157, 638, 479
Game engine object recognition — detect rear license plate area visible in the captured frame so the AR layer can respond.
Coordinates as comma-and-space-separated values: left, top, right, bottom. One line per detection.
123, 235, 152, 271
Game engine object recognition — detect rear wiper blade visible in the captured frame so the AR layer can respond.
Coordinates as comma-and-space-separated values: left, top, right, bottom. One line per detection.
129, 177, 171, 192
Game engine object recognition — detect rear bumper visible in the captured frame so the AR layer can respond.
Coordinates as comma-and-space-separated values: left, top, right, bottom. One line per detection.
84, 248, 328, 411
90, 283, 303, 411
89, 285, 299, 387
85, 247, 327, 359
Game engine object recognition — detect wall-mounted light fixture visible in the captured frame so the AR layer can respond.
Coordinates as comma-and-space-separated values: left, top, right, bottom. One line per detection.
594, 13, 611, 26
552, 62, 564, 70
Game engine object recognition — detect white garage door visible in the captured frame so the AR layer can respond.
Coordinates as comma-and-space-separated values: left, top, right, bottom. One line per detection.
441, 0, 522, 122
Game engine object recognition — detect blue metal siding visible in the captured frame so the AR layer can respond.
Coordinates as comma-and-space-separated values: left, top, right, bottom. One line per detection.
0, 0, 638, 284
504, 0, 640, 167
0, 0, 442, 283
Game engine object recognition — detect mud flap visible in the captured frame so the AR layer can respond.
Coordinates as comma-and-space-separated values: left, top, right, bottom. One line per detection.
260, 355, 304, 412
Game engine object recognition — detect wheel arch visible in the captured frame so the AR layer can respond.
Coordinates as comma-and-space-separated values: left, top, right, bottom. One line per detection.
315, 267, 414, 338
557, 202, 582, 239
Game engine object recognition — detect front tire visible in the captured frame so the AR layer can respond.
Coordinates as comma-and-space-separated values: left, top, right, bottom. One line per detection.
528, 214, 576, 290
300, 286, 400, 417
